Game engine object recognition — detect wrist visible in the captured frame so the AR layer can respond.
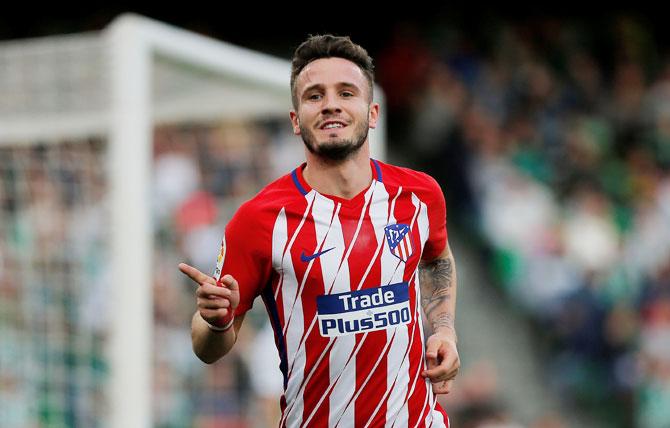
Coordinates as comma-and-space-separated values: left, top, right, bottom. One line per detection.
201, 312, 235, 332
434, 326, 458, 343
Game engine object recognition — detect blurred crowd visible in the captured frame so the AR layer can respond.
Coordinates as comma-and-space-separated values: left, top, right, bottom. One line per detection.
0, 140, 109, 426
150, 119, 300, 428
378, 16, 670, 428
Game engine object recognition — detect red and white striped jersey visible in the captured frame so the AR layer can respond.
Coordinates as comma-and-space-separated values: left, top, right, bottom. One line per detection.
214, 159, 449, 427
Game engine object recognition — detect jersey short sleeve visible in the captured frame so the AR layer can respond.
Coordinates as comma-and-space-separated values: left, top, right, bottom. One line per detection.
421, 173, 448, 261
212, 202, 272, 316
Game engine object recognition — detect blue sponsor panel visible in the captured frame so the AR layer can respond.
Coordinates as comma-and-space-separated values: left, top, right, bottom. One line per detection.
317, 282, 411, 337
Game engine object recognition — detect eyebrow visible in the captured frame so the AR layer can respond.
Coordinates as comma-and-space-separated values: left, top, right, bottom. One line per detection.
301, 82, 361, 95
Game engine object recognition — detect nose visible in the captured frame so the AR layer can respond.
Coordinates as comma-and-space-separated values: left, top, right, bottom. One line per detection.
321, 92, 342, 115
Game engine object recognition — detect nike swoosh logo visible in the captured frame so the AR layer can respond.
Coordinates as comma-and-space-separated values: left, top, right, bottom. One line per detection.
300, 247, 335, 262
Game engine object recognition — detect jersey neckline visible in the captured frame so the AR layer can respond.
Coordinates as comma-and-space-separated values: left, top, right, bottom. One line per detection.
291, 158, 383, 206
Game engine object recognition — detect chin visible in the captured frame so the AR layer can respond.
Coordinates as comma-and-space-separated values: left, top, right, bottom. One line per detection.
317, 138, 348, 148
301, 124, 368, 161
315, 140, 365, 161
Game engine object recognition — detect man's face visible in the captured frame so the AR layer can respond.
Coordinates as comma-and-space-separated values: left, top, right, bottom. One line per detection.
290, 57, 379, 161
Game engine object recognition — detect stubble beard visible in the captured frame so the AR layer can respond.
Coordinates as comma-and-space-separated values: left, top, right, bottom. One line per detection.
300, 117, 369, 162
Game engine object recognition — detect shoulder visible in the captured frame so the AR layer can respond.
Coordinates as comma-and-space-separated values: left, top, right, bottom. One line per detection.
230, 169, 307, 226
375, 160, 443, 197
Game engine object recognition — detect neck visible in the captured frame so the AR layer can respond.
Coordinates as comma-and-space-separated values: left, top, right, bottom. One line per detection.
303, 145, 372, 200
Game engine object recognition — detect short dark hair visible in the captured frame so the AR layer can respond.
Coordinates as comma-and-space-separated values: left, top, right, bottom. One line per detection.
290, 34, 375, 109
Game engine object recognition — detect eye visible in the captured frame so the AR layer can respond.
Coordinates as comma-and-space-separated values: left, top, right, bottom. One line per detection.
341, 91, 354, 97
307, 93, 322, 101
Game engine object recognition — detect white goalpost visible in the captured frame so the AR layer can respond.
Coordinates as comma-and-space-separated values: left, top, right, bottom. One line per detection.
0, 14, 386, 428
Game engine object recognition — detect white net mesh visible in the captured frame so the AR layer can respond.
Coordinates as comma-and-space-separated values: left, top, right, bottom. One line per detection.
152, 55, 290, 124
0, 34, 108, 143
0, 34, 107, 117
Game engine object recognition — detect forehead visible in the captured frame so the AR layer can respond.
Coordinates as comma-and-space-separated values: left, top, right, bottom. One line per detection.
296, 57, 368, 93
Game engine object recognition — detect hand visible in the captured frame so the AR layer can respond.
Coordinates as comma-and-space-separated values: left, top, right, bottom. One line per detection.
178, 263, 240, 327
421, 333, 460, 394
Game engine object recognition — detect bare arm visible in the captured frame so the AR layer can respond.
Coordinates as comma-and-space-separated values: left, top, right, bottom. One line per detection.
419, 242, 457, 340
191, 310, 244, 364
418, 242, 460, 393
179, 263, 242, 364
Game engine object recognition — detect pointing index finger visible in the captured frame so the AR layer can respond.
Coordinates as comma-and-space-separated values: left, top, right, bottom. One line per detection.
178, 263, 217, 286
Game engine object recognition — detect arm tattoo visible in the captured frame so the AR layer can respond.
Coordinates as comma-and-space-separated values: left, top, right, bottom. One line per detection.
419, 252, 456, 332
431, 311, 455, 332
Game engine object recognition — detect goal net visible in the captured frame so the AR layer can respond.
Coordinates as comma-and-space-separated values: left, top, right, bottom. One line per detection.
0, 14, 386, 427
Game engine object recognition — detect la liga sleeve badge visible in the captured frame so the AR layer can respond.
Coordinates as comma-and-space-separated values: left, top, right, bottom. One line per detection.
213, 236, 226, 279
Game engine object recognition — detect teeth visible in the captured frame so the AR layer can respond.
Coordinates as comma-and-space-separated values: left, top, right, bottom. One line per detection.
323, 123, 344, 129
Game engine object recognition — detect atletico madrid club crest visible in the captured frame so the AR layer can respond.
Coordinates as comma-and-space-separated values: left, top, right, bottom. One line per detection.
384, 223, 414, 262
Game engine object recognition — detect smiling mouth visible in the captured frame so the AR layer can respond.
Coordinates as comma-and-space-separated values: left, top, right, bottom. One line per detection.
319, 121, 348, 130
321, 126, 345, 133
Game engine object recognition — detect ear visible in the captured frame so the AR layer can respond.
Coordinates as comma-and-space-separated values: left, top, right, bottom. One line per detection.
289, 111, 301, 135
368, 103, 380, 129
